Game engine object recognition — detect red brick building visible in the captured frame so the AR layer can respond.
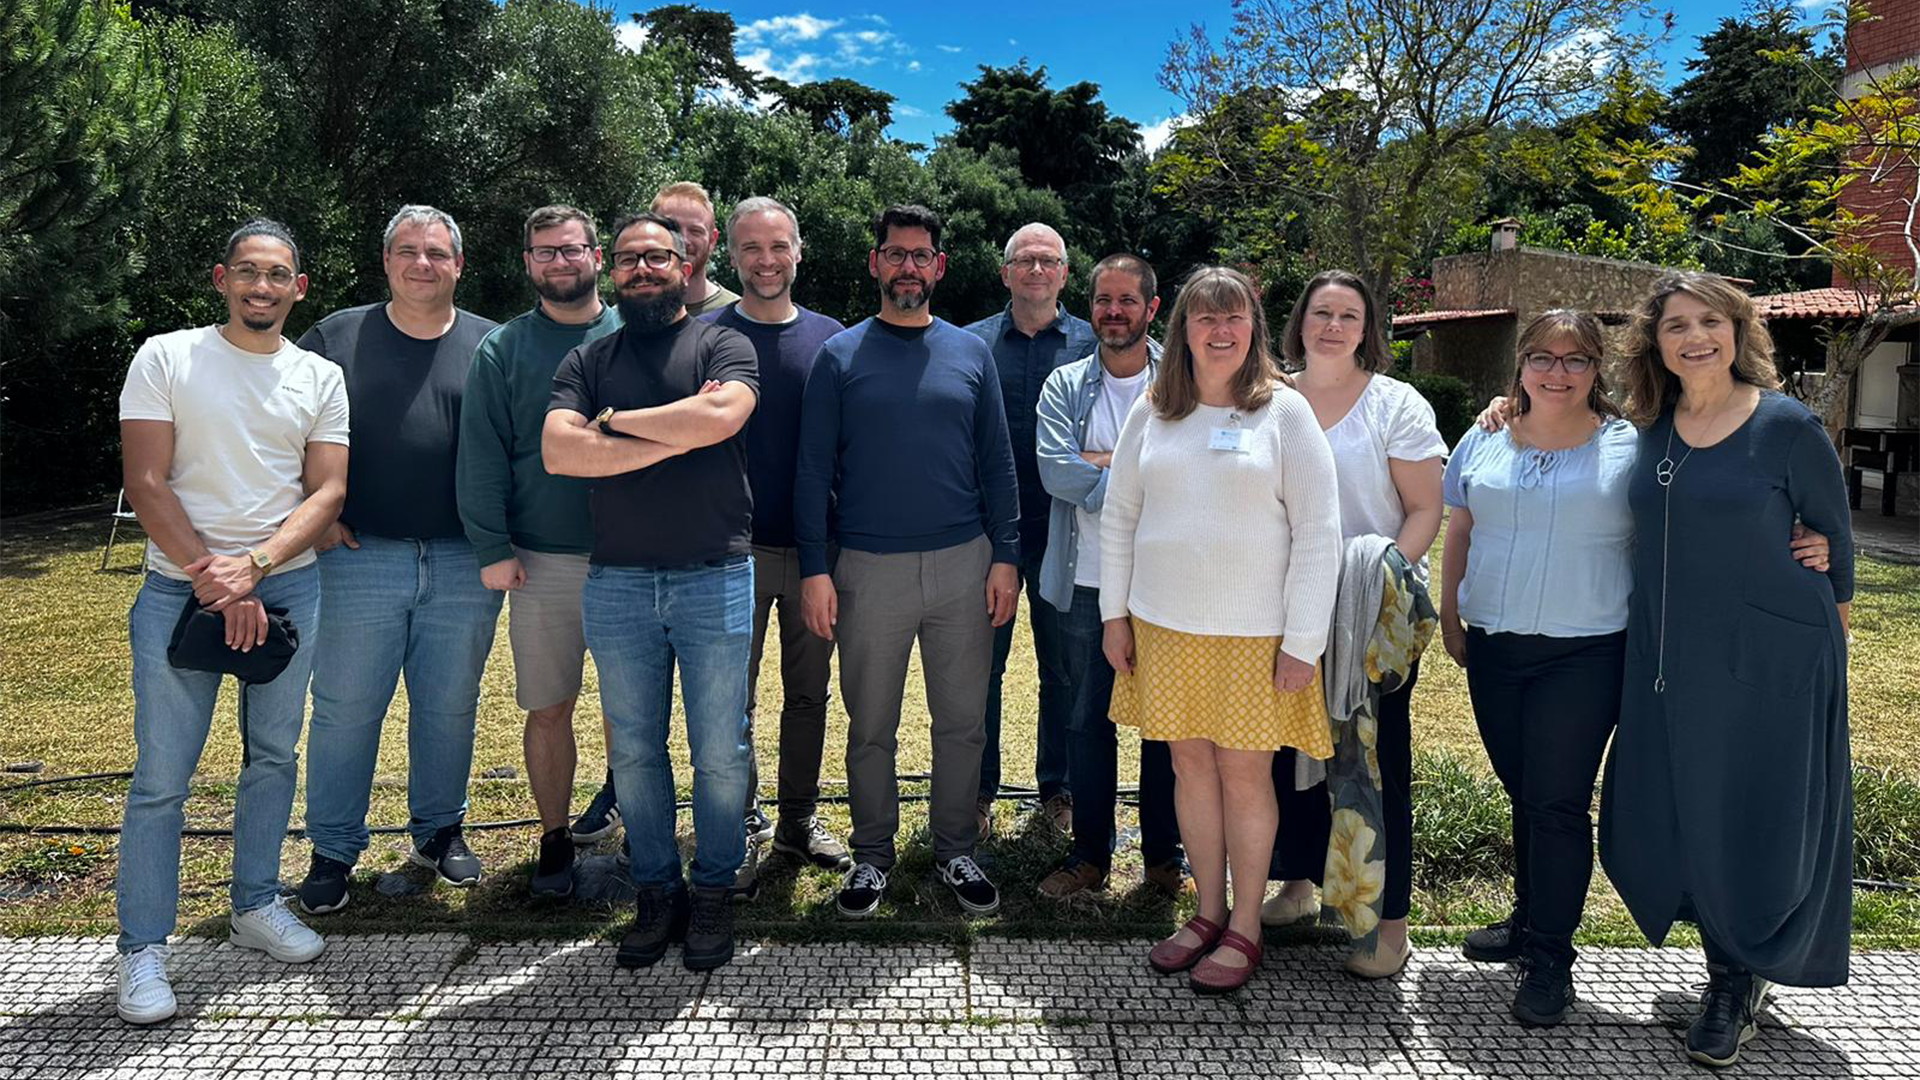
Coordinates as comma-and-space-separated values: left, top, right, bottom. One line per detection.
1836, 0, 1920, 284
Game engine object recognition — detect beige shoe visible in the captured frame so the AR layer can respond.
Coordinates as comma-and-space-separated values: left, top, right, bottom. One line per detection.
1259, 889, 1321, 927
1041, 793, 1073, 835
1036, 860, 1107, 899
976, 797, 994, 842
1344, 936, 1413, 979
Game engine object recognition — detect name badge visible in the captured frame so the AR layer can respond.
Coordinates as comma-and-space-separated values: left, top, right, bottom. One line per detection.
1210, 427, 1251, 453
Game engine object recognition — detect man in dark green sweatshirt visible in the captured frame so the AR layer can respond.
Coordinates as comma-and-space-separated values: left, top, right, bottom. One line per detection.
456, 204, 623, 899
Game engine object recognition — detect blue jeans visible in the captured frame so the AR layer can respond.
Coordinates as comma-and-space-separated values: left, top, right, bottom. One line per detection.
982, 547, 1070, 802
304, 535, 502, 862
117, 566, 321, 953
582, 557, 753, 892
1058, 585, 1182, 870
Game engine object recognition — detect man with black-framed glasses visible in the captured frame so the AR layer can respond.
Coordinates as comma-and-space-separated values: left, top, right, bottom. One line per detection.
794, 204, 1021, 920
964, 222, 1096, 842
543, 211, 760, 971
456, 205, 623, 900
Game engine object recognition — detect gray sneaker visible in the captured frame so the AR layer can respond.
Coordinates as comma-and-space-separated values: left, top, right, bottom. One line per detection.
731, 833, 765, 903
772, 815, 853, 871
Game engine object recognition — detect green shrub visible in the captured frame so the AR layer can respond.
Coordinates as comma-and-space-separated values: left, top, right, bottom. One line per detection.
1411, 749, 1513, 887
1404, 371, 1476, 447
1855, 765, 1920, 884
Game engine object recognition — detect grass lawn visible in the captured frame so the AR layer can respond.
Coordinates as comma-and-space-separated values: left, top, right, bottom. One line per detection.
3, 503, 1915, 945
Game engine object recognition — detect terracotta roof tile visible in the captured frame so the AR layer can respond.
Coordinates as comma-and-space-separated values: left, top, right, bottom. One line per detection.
1391, 308, 1516, 327
1751, 288, 1878, 320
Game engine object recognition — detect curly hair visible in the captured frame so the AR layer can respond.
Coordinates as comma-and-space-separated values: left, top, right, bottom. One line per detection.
1617, 272, 1781, 426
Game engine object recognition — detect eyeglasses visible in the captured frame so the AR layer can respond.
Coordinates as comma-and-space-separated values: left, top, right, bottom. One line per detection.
877, 246, 938, 268
526, 244, 595, 264
610, 248, 681, 272
1522, 352, 1596, 374
226, 265, 297, 288
1007, 255, 1064, 272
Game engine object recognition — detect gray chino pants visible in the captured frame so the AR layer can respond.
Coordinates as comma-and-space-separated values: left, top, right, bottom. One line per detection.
834, 535, 994, 870
747, 544, 836, 820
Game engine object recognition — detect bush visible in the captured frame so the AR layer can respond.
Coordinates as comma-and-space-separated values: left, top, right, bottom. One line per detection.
1411, 749, 1513, 887
1404, 371, 1476, 447
1855, 765, 1920, 884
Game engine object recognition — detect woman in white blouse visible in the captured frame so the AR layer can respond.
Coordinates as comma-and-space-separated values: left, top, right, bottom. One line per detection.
1101, 266, 1342, 993
1264, 270, 1448, 979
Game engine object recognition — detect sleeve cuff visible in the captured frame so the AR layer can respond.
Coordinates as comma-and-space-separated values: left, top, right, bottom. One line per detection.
798, 546, 830, 577
991, 540, 1020, 566
472, 541, 515, 568
1280, 632, 1328, 666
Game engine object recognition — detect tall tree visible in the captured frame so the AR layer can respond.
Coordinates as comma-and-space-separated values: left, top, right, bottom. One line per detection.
1666, 1, 1843, 192
762, 77, 895, 135
634, 4, 758, 124
1157, 0, 1659, 305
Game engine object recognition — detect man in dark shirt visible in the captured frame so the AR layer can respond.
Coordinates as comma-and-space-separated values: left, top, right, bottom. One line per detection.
795, 205, 1020, 920
296, 205, 503, 915
963, 223, 1097, 841
544, 211, 759, 972
701, 197, 851, 889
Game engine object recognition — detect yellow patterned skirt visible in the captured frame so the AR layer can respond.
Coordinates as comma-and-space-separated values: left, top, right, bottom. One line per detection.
1109, 617, 1333, 756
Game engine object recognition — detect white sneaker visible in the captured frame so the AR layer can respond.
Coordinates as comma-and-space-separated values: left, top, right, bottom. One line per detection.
117, 945, 177, 1024
229, 896, 325, 963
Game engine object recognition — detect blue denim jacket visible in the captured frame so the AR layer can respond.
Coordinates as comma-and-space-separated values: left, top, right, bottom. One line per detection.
1034, 341, 1161, 612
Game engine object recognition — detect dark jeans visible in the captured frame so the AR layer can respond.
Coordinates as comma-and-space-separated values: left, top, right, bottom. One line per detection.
982, 547, 1070, 802
1058, 586, 1181, 870
1269, 663, 1418, 921
1466, 628, 1624, 958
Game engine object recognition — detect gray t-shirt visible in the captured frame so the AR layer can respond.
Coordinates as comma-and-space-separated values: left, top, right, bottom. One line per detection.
297, 303, 497, 540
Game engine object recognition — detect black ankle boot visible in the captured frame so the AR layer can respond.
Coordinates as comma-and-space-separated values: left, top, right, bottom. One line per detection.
1510, 942, 1575, 1027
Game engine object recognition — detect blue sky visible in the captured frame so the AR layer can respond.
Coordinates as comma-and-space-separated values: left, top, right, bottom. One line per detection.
613, 1, 1844, 147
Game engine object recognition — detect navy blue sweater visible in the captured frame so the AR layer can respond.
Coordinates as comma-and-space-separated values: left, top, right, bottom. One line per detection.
794, 317, 1020, 576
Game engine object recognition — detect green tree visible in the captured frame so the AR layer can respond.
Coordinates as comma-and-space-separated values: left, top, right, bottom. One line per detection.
1666, 1, 1843, 192
634, 4, 758, 125
1157, 0, 1659, 307
761, 76, 895, 135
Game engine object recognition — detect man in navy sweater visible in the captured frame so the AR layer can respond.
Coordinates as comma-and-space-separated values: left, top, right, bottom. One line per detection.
795, 205, 1021, 919
702, 197, 853, 895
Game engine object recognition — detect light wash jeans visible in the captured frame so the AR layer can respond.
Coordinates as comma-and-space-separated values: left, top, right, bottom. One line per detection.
117, 566, 321, 953
304, 535, 502, 863
582, 556, 754, 893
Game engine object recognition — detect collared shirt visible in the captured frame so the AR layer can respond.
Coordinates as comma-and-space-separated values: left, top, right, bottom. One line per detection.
1032, 340, 1161, 611
963, 302, 1098, 559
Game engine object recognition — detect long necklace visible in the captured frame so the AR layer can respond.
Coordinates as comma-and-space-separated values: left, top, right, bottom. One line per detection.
1651, 390, 1740, 693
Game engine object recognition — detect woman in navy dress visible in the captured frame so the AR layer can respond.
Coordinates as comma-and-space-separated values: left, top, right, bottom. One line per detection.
1599, 272, 1854, 1068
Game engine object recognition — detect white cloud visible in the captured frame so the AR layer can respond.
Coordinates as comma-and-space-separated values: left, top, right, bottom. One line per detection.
907, 60, 922, 73
897, 104, 928, 118
937, 44, 963, 54
1140, 114, 1187, 154
736, 13, 840, 45
613, 20, 648, 53
739, 46, 825, 84
1545, 27, 1613, 78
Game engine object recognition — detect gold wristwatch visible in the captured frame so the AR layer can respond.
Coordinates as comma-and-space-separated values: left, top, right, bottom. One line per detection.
248, 547, 274, 575
595, 406, 618, 436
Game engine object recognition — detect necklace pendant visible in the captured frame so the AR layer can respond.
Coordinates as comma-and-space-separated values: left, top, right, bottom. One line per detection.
1655, 457, 1676, 486
1653, 675, 1666, 694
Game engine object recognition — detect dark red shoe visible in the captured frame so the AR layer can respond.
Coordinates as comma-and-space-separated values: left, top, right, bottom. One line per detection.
1148, 915, 1225, 974
1189, 929, 1263, 994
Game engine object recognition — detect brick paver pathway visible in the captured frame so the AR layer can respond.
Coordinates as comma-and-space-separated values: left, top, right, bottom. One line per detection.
2, 936, 1914, 1077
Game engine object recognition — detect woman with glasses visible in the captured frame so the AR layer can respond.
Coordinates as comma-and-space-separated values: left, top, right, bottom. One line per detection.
1101, 266, 1342, 994
1437, 310, 1635, 1026
1264, 269, 1448, 979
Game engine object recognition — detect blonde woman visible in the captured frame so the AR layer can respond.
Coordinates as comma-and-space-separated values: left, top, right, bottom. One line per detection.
1600, 272, 1852, 1067
1101, 267, 1342, 994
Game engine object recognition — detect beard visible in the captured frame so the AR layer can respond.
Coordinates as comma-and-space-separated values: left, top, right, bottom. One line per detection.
239, 310, 279, 332
885, 275, 932, 312
1097, 318, 1148, 351
617, 279, 688, 332
534, 271, 598, 305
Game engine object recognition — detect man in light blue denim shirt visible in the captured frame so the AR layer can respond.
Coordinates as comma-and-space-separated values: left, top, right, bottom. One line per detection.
1031, 254, 1184, 900
964, 223, 1098, 838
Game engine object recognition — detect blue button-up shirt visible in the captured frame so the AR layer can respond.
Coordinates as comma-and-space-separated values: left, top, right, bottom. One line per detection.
964, 303, 1098, 561
1033, 341, 1161, 612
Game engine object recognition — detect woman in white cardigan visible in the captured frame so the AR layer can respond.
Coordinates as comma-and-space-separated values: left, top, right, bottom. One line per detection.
1101, 266, 1343, 994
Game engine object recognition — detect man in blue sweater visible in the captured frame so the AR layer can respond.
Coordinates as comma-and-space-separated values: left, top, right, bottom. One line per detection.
702, 197, 853, 894
795, 205, 1021, 919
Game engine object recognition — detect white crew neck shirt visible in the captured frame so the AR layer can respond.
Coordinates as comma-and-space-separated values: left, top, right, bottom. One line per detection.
1320, 373, 1448, 576
1073, 363, 1152, 588
118, 326, 351, 580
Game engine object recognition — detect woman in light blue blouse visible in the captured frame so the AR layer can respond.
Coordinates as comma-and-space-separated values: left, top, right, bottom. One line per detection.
1438, 310, 1637, 1028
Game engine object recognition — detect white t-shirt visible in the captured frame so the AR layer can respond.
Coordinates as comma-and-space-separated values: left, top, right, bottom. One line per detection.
1321, 374, 1447, 575
1073, 363, 1152, 588
118, 326, 351, 580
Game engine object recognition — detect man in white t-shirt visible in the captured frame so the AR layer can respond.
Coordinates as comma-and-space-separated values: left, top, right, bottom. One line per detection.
113, 219, 350, 1025
1030, 255, 1185, 900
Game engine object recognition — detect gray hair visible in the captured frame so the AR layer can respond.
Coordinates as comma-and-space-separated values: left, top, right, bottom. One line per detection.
1002, 222, 1066, 265
383, 204, 463, 258
726, 196, 803, 252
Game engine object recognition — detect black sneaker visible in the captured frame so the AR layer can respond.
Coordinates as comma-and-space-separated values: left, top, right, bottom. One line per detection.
616, 885, 689, 968
409, 824, 482, 886
836, 862, 887, 918
683, 885, 735, 971
530, 827, 575, 900
744, 804, 775, 844
1463, 913, 1526, 963
773, 815, 854, 871
571, 779, 622, 844
1686, 965, 1768, 1067
297, 852, 353, 915
1511, 947, 1575, 1027
936, 855, 1000, 915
